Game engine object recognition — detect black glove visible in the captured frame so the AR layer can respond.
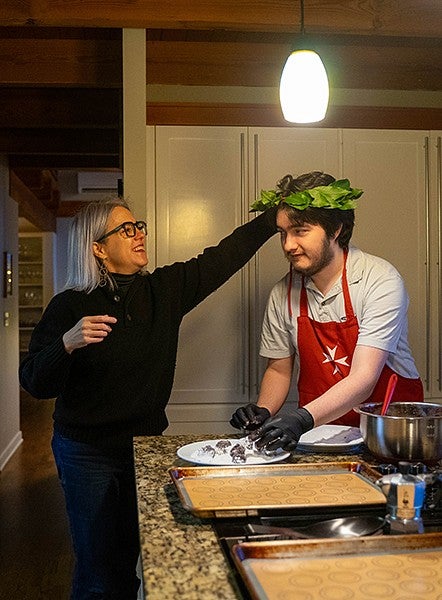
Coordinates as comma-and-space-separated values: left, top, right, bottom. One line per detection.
250, 407, 314, 452
230, 403, 271, 431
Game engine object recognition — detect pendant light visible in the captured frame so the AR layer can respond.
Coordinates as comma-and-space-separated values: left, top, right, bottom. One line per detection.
279, 0, 329, 123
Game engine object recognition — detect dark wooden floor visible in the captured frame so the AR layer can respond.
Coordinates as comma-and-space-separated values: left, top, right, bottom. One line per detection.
0, 392, 73, 600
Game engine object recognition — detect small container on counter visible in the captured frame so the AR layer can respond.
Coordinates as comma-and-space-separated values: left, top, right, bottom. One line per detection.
376, 461, 426, 534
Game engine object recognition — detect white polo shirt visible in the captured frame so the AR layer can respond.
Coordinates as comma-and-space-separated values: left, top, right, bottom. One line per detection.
260, 245, 420, 379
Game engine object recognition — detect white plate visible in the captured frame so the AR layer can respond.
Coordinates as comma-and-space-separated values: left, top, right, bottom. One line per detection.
177, 438, 290, 466
297, 425, 363, 452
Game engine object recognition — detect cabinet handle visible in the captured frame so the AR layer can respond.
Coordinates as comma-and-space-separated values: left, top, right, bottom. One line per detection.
424, 137, 431, 392
240, 132, 247, 395
253, 134, 261, 394
437, 136, 442, 391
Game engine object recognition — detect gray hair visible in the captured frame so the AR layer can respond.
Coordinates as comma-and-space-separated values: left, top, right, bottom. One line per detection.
64, 197, 131, 293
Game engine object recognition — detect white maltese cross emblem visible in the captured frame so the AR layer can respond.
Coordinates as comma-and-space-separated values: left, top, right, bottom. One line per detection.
322, 345, 350, 375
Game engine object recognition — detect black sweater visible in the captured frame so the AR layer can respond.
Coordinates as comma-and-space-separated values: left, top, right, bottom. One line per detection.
19, 209, 277, 444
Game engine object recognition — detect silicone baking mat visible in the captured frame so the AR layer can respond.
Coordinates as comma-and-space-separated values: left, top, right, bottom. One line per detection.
169, 462, 386, 518
232, 533, 442, 600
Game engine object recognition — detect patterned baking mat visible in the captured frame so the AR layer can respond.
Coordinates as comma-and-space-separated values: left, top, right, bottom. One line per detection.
182, 473, 384, 509
170, 463, 386, 517
242, 550, 442, 599
233, 534, 442, 600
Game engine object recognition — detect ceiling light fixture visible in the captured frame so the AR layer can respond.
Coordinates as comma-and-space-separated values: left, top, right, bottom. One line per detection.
279, 0, 329, 123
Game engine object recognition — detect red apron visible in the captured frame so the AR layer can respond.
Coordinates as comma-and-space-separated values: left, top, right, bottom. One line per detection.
292, 251, 423, 426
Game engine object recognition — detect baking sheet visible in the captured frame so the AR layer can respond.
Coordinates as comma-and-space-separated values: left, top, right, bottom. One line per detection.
169, 461, 386, 518
231, 533, 442, 600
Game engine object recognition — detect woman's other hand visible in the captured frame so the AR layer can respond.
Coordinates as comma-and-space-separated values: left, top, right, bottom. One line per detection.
62, 315, 117, 354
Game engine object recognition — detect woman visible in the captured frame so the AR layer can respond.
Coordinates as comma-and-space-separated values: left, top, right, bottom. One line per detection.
19, 197, 276, 599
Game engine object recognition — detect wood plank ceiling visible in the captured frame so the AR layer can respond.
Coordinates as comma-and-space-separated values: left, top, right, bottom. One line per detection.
0, 1, 441, 227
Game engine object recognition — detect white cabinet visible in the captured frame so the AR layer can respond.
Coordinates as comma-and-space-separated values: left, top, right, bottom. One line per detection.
155, 127, 248, 432
343, 130, 441, 402
153, 126, 342, 433
18, 232, 55, 359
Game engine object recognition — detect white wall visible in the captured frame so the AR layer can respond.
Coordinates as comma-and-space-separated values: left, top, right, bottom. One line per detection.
0, 155, 22, 470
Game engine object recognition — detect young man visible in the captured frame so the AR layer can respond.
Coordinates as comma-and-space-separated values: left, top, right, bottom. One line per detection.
231, 171, 423, 452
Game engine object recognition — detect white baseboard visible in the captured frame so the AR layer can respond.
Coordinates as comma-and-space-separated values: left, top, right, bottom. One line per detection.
0, 430, 23, 471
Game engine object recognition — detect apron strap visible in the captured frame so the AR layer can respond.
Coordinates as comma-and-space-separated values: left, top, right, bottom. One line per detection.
288, 264, 294, 318
341, 249, 355, 319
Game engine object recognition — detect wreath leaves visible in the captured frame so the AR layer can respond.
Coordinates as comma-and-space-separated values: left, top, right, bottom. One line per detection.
251, 179, 363, 212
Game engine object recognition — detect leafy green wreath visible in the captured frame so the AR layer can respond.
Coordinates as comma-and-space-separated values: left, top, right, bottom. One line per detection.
251, 179, 363, 212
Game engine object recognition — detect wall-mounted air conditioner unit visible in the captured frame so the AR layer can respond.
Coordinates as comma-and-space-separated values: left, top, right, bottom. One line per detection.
77, 171, 121, 194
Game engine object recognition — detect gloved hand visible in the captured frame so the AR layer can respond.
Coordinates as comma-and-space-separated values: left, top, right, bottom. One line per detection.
230, 403, 271, 431
249, 407, 314, 452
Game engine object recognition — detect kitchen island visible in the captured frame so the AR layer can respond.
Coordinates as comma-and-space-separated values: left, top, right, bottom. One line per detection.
133, 434, 378, 599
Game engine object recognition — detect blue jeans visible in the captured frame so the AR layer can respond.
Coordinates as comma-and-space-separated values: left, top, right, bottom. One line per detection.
52, 430, 141, 600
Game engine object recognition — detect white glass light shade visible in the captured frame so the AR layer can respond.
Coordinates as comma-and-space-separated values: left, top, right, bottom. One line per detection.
279, 49, 329, 123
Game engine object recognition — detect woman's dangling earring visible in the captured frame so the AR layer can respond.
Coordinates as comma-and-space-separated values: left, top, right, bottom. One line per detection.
98, 260, 109, 287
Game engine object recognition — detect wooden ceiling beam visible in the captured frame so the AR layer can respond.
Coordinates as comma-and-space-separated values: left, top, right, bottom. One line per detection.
0, 128, 120, 155
12, 168, 60, 209
0, 1, 441, 37
56, 200, 93, 218
0, 28, 122, 170
0, 4, 439, 186
0, 29, 438, 91
146, 37, 442, 90
9, 155, 121, 169
0, 37, 121, 87
10, 170, 56, 231
146, 102, 442, 130
0, 88, 121, 128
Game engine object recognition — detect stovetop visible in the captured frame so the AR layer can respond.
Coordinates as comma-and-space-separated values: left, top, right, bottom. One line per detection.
212, 463, 442, 599
213, 463, 442, 542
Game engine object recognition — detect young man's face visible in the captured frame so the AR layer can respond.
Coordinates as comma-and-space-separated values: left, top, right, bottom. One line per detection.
276, 209, 338, 277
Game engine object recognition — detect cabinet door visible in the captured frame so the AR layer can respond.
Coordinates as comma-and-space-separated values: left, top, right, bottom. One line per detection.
248, 128, 341, 398
155, 126, 248, 433
343, 130, 428, 394
429, 131, 442, 402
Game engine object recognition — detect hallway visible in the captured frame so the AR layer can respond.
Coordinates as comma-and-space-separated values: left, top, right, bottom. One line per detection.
0, 392, 73, 600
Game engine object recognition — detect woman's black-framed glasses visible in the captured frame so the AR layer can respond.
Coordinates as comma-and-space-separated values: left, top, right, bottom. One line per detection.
97, 221, 147, 242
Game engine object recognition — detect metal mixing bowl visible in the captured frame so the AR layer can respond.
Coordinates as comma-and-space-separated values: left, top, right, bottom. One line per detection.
355, 402, 442, 463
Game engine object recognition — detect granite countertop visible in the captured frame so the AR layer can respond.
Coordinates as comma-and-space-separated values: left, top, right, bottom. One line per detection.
133, 434, 377, 600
